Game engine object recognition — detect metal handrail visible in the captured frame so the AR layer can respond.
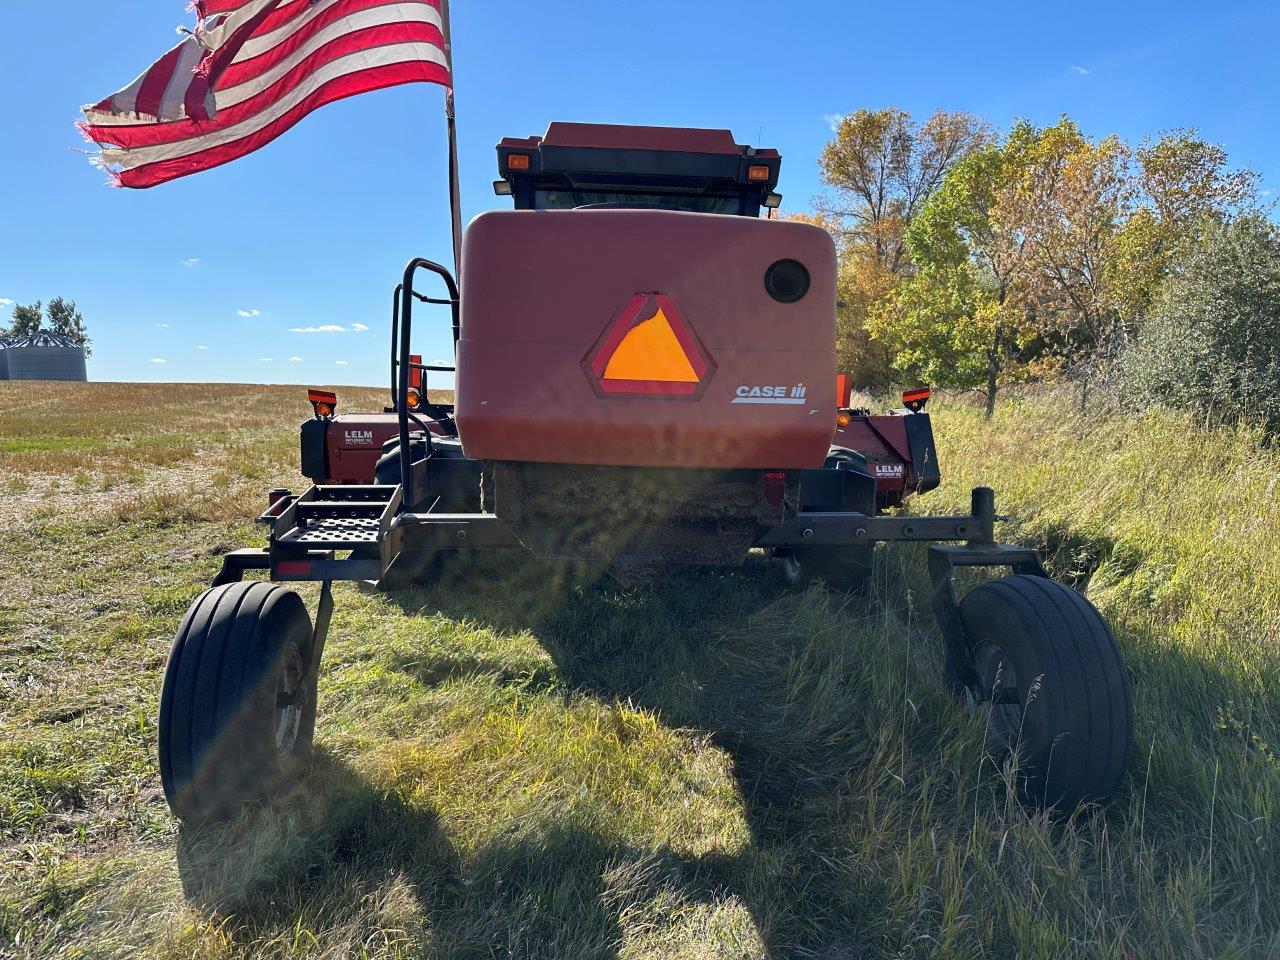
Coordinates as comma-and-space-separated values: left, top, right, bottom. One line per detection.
390, 283, 446, 407
396, 258, 460, 507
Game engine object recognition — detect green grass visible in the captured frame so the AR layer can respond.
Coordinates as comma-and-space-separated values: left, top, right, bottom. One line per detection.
0, 383, 1276, 958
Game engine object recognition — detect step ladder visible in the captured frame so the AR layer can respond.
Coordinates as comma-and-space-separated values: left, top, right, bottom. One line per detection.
271, 485, 398, 552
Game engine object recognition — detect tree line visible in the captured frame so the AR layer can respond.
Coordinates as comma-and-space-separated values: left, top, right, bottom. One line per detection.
3, 299, 92, 355
806, 108, 1275, 429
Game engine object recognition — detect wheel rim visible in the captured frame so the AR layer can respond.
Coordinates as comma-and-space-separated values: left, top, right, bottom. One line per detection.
972, 641, 1023, 751
274, 644, 305, 759
782, 554, 799, 578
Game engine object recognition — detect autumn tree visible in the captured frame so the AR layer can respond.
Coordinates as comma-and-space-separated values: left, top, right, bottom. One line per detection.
815, 108, 987, 388
999, 118, 1134, 367
871, 138, 1039, 416
1009, 123, 1256, 374
1110, 130, 1259, 322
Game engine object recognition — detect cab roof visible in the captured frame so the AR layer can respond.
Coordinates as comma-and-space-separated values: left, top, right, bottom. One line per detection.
501, 122, 780, 159
495, 122, 782, 197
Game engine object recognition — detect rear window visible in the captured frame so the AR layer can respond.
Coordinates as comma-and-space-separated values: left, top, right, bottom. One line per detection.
534, 190, 744, 215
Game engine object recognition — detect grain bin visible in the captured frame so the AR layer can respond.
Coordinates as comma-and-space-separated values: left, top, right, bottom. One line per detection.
0, 332, 87, 381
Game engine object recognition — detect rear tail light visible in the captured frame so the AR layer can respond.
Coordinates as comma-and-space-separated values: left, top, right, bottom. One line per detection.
902, 388, 932, 413
763, 471, 786, 507
307, 389, 337, 419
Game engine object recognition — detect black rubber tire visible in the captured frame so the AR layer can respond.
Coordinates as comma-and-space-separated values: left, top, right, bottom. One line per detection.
159, 582, 316, 823
959, 575, 1133, 812
779, 545, 874, 592
375, 436, 429, 486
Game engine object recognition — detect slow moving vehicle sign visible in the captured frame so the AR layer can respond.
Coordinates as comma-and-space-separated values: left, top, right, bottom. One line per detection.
584, 293, 713, 398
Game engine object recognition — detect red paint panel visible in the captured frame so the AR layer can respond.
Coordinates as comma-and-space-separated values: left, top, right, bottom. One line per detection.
320, 412, 446, 484
541, 123, 742, 154
456, 210, 838, 469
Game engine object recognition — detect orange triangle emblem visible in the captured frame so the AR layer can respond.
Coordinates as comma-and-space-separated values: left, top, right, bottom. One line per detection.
585, 294, 713, 397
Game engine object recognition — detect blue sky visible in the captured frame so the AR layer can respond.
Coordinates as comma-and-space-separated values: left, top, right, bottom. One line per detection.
0, 0, 1276, 387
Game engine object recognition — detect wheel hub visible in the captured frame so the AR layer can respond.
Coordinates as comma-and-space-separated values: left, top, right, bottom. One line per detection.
274, 645, 305, 758
972, 641, 1023, 751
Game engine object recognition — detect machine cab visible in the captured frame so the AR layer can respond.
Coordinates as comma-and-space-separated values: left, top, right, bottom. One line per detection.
492, 122, 783, 217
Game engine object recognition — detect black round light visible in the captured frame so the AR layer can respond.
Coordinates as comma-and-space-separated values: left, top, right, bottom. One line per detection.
764, 259, 810, 304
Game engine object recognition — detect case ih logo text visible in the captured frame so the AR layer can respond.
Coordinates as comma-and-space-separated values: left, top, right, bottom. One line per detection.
732, 384, 808, 405
344, 430, 375, 445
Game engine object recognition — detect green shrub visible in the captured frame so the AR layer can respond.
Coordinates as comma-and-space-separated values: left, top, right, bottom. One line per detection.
1123, 214, 1280, 434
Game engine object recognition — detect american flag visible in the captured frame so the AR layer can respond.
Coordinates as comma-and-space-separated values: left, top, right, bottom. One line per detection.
81, 0, 451, 188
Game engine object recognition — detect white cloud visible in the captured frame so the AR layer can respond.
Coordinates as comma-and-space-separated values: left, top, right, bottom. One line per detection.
350, 322, 370, 332
260, 358, 273, 363
150, 358, 168, 364
1260, 188, 1273, 198
155, 323, 171, 329
197, 345, 208, 351
180, 258, 202, 267
1069, 65, 1091, 76
289, 324, 346, 334
289, 356, 303, 363
335, 360, 350, 366
0, 298, 13, 308
823, 112, 845, 133
237, 308, 262, 318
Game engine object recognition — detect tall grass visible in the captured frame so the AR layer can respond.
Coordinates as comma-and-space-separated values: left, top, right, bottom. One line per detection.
0, 384, 1276, 958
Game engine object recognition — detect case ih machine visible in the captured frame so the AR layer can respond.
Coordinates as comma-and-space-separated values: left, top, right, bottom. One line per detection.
162, 124, 1132, 822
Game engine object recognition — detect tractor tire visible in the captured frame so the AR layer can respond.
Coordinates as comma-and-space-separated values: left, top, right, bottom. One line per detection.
779, 545, 874, 592
959, 575, 1132, 812
159, 582, 317, 823
375, 434, 429, 486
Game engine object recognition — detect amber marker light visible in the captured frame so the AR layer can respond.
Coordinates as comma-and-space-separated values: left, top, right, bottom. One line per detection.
747, 164, 771, 181
307, 389, 337, 419
507, 153, 531, 171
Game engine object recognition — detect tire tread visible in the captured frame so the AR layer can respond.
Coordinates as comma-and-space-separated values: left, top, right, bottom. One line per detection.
159, 583, 314, 822
960, 575, 1132, 810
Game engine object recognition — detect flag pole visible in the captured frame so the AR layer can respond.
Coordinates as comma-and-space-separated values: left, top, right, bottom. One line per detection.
441, 0, 463, 282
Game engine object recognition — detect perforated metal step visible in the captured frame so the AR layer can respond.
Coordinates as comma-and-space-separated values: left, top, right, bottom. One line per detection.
276, 515, 382, 547
272, 485, 397, 550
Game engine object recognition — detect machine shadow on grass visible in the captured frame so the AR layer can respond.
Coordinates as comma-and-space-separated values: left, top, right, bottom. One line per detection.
174, 751, 461, 940
164, 553, 876, 956
374, 552, 901, 955
174, 751, 650, 956
169, 531, 1274, 956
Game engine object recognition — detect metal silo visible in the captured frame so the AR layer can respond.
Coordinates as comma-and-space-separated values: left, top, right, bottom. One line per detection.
2, 332, 88, 381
